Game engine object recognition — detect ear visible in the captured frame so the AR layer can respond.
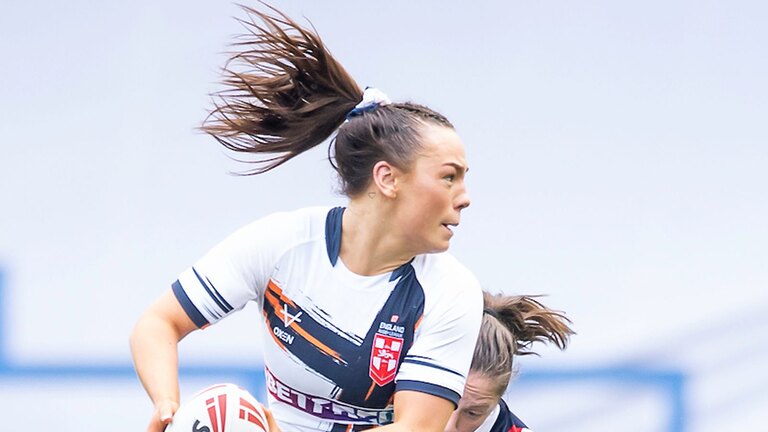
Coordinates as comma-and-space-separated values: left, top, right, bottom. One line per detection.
371, 160, 399, 199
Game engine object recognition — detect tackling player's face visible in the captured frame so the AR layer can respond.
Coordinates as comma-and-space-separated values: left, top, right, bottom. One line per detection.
444, 373, 501, 432
394, 124, 470, 254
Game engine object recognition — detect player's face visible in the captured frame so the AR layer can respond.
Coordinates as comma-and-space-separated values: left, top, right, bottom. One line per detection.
444, 373, 501, 432
394, 124, 470, 254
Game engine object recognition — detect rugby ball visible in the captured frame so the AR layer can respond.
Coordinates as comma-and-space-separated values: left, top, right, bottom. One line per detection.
166, 383, 269, 432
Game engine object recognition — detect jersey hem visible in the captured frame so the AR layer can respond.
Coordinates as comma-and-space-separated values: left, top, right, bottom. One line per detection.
394, 380, 461, 408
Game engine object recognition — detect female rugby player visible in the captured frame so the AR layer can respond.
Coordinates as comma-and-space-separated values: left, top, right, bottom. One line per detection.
445, 293, 573, 432
131, 5, 482, 432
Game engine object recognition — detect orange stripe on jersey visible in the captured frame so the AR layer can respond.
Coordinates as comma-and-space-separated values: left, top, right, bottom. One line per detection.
364, 381, 376, 401
267, 279, 296, 307
264, 287, 284, 314
264, 287, 296, 331
414, 314, 424, 332
264, 280, 345, 364
290, 321, 344, 363
262, 302, 289, 353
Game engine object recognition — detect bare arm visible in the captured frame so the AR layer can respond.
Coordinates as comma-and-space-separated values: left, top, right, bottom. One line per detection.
130, 290, 199, 432
263, 390, 454, 432
377, 391, 456, 432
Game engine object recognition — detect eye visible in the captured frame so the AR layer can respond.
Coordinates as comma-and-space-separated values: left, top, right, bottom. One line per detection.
462, 409, 482, 418
443, 174, 455, 182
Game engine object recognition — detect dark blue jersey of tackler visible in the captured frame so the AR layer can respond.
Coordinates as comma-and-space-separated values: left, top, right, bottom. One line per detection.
489, 399, 529, 432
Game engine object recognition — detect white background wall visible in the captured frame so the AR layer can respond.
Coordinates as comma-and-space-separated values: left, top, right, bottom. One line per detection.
1, 1, 766, 431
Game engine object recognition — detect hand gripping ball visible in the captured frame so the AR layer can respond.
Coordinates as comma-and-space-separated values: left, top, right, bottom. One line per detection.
166, 383, 270, 432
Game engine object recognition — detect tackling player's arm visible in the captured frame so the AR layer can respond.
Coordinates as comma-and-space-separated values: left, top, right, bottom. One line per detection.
130, 289, 199, 432
377, 390, 456, 432
256, 391, 456, 432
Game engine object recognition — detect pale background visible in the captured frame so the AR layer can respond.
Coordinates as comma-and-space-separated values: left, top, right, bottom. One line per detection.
1, 1, 766, 431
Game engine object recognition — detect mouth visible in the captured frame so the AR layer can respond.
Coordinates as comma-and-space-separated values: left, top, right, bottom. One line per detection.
442, 223, 458, 234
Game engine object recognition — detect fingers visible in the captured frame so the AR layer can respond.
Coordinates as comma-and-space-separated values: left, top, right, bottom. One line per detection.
261, 404, 281, 432
147, 399, 179, 432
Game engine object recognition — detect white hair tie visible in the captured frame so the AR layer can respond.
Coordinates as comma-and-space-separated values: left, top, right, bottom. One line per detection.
346, 87, 392, 119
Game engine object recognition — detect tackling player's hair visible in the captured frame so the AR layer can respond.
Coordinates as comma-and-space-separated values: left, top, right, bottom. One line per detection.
472, 293, 574, 396
201, 3, 453, 197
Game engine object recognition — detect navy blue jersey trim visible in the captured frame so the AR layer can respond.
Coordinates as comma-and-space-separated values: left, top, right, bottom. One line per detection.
325, 207, 344, 266
202, 303, 222, 320
389, 258, 414, 281
172, 280, 209, 328
206, 274, 233, 311
395, 380, 461, 407
492, 399, 528, 431
403, 354, 435, 362
192, 267, 232, 313
401, 358, 465, 378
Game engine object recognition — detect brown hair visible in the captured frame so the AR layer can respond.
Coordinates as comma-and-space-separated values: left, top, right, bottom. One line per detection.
201, 4, 454, 196
471, 292, 574, 396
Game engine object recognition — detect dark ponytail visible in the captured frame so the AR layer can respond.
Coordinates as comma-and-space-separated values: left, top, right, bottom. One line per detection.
471, 292, 574, 395
201, 4, 361, 174
201, 4, 457, 197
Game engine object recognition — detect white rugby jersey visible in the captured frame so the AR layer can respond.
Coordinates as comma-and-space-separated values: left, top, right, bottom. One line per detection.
173, 206, 483, 432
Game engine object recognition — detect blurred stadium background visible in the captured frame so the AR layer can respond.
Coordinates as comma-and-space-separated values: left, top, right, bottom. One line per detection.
1, 1, 766, 431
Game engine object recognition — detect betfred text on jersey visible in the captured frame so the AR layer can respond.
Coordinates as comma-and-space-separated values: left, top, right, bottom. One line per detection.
265, 367, 393, 425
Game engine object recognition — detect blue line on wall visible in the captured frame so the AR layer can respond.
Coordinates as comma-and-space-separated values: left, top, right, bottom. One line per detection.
517, 367, 686, 432
0, 269, 4, 363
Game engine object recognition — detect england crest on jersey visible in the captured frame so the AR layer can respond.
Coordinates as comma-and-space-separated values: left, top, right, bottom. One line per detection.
369, 333, 403, 386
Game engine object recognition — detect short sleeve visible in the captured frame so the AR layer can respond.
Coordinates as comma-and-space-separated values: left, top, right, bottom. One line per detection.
394, 259, 483, 406
173, 208, 324, 328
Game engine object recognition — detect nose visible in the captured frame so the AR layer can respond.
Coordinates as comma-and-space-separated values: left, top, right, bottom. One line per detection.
455, 183, 470, 211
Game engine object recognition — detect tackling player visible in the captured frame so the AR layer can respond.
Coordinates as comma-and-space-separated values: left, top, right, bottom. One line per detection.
445, 293, 574, 432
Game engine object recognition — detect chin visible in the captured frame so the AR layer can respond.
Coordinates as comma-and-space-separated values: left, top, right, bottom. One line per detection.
428, 241, 451, 254
410, 234, 451, 255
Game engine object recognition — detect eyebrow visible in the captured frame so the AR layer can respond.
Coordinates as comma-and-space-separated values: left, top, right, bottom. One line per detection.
444, 162, 469, 173
463, 403, 491, 411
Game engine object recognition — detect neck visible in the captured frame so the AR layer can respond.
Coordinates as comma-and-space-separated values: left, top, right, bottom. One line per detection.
339, 198, 414, 276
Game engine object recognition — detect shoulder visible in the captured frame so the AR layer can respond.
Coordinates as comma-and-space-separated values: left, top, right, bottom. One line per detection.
413, 252, 480, 294
234, 206, 330, 240
414, 252, 478, 283
201, 206, 332, 267
412, 252, 482, 312
251, 205, 330, 229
